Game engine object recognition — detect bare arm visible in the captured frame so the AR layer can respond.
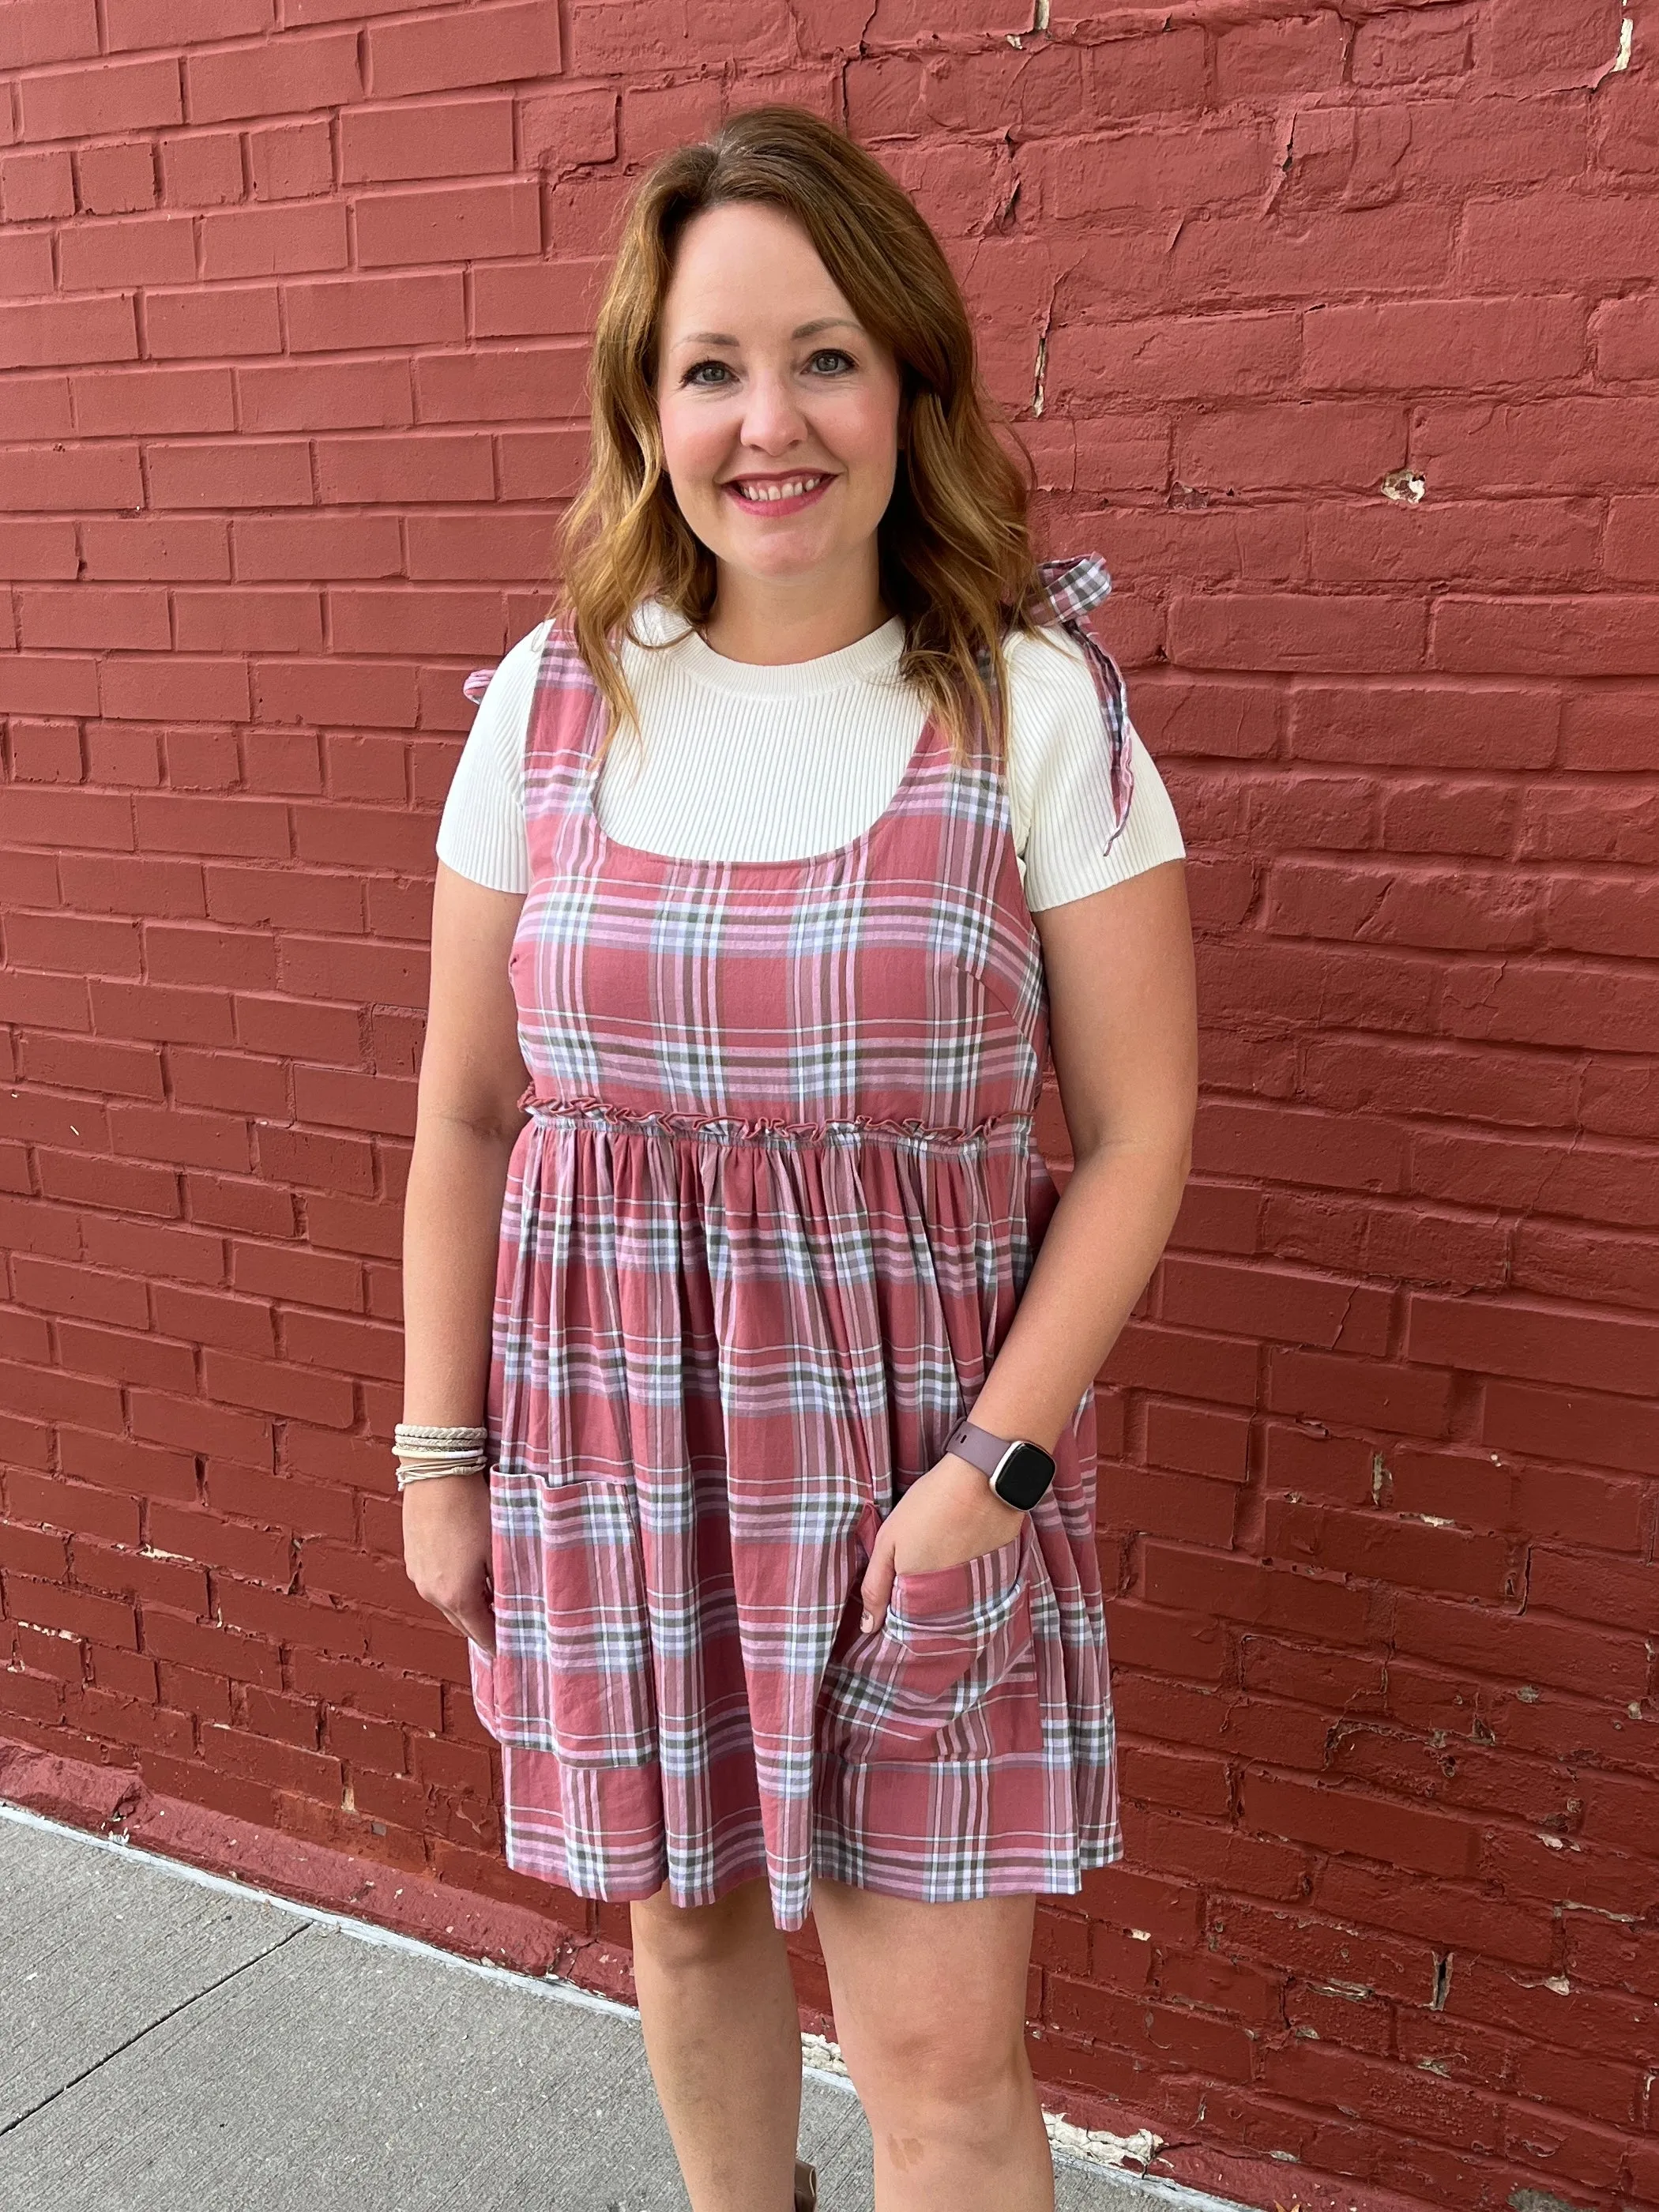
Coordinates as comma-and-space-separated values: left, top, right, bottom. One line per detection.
400, 860, 530, 1653
860, 856, 1198, 1627
965, 854, 1198, 1440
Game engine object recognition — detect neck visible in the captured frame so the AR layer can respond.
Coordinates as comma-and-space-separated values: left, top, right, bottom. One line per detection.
701, 547, 888, 665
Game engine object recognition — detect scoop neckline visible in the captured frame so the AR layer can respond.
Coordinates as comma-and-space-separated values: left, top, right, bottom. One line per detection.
583, 701, 942, 878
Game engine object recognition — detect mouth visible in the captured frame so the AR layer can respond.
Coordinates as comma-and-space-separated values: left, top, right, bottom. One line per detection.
720, 472, 834, 516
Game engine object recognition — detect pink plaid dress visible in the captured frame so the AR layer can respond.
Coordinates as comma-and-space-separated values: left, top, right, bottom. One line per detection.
465, 555, 1128, 1932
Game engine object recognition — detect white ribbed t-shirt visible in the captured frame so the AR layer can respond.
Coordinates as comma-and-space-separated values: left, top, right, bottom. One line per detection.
435, 600, 1185, 910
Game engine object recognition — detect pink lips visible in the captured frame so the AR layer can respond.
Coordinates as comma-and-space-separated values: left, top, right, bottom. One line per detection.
720, 474, 833, 517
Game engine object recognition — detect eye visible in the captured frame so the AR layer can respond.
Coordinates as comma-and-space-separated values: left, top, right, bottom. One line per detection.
678, 348, 858, 389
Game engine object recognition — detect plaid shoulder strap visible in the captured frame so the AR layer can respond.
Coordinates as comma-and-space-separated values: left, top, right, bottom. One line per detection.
1021, 554, 1134, 854
461, 610, 627, 709
461, 612, 570, 708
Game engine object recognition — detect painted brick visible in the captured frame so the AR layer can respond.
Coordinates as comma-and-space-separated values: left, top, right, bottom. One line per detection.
70, 367, 236, 438
145, 284, 282, 359
1486, 1371, 1659, 1477
20, 58, 184, 141
157, 130, 246, 209
107, 0, 274, 46
471, 258, 607, 339
145, 440, 312, 510
0, 233, 58, 299
0, 532, 58, 633
1142, 1399, 1251, 1485
185, 33, 363, 127
1263, 1500, 1515, 1603
1405, 1289, 1653, 1396
283, 270, 465, 354
236, 359, 412, 434
1162, 1253, 1394, 1355
1304, 295, 1587, 393
0, 293, 138, 370
352, 178, 541, 268
200, 199, 348, 280
17, 587, 169, 653
0, 0, 101, 68
2, 24, 1653, 2212
1142, 1542, 1375, 1644
247, 119, 334, 202
2, 149, 76, 220
367, 3, 562, 99
75, 141, 159, 216
520, 88, 617, 173
1392, 1589, 1650, 1702
339, 98, 514, 185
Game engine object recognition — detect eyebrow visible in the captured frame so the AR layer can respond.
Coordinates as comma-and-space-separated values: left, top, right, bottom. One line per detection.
671, 318, 862, 352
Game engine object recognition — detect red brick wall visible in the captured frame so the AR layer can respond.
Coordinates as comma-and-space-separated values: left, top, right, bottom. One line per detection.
2, 6, 1656, 2209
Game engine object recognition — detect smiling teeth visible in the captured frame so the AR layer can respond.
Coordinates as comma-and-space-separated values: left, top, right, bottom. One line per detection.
735, 476, 826, 502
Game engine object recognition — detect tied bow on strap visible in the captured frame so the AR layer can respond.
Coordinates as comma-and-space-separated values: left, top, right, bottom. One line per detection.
1024, 553, 1135, 857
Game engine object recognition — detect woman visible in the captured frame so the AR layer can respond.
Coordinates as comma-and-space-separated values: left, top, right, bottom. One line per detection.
400, 106, 1197, 2212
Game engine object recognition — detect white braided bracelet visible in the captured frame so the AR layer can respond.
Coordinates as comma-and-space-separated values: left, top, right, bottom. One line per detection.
393, 1422, 488, 1491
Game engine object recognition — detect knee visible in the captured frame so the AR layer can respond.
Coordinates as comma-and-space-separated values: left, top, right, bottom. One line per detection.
630, 1876, 777, 1976
852, 2017, 1032, 2151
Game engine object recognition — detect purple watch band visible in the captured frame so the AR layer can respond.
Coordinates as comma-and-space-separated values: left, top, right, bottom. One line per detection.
945, 1416, 1058, 1511
945, 1416, 1014, 1480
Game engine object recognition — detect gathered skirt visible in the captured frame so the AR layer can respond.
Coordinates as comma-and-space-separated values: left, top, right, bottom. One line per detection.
467, 1098, 1122, 1934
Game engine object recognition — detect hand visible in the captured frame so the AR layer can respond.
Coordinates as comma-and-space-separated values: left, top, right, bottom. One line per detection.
401, 1473, 496, 1656
859, 1454, 1025, 1635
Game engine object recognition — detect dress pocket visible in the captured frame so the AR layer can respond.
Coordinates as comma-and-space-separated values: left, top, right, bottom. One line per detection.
480, 1472, 660, 1767
823, 1527, 1033, 1757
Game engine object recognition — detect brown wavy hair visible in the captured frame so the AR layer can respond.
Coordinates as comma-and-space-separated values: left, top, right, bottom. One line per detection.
549, 103, 1057, 769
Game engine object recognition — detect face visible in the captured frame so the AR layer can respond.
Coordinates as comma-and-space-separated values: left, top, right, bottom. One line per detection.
653, 201, 905, 596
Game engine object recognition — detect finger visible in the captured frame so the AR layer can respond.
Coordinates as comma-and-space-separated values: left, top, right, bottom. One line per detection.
446, 1593, 496, 1656
457, 1612, 497, 1656
860, 1543, 896, 1635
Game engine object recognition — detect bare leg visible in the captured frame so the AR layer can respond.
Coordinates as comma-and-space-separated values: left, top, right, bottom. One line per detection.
811, 1878, 1052, 2212
630, 1875, 804, 2212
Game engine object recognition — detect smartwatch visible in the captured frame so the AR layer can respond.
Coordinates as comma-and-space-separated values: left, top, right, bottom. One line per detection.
944, 1416, 1057, 1511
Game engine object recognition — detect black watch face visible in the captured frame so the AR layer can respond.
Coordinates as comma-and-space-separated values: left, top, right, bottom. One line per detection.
991, 1442, 1055, 1510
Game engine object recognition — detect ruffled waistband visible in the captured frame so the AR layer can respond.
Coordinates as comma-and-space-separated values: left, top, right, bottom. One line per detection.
517, 1089, 1032, 1157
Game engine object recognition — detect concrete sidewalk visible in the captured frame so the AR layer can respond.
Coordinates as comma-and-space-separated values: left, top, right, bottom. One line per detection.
0, 1804, 1243, 2212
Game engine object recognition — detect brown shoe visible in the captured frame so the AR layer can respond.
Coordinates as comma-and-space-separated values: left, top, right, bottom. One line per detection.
793, 2158, 818, 2211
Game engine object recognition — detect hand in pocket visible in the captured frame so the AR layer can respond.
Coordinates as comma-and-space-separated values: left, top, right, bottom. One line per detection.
859, 1451, 1025, 1634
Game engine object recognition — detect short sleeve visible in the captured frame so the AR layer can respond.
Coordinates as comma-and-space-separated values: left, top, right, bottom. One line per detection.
434, 621, 550, 894
1003, 625, 1186, 912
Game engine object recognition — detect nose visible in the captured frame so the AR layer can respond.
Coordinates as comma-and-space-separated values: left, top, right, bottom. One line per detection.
736, 367, 808, 455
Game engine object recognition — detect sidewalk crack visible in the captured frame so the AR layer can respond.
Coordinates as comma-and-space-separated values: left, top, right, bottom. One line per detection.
0, 1924, 307, 2139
